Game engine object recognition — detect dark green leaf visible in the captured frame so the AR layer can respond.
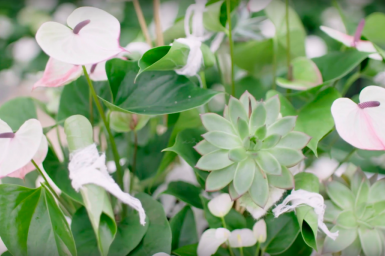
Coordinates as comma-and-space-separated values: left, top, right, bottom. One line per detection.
170, 206, 198, 250
108, 210, 149, 256
363, 12, 385, 49
274, 233, 312, 256
130, 193, 172, 256
261, 212, 300, 255
163, 181, 203, 209
173, 244, 198, 256
0, 185, 77, 256
102, 59, 220, 115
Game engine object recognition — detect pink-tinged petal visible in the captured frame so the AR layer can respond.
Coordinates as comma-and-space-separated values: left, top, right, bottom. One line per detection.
0, 119, 43, 178
33, 58, 82, 89
87, 61, 108, 81
36, 7, 124, 65
355, 40, 383, 60
320, 26, 353, 47
331, 97, 385, 150
248, 0, 272, 12
8, 135, 48, 179
0, 120, 12, 164
197, 228, 230, 256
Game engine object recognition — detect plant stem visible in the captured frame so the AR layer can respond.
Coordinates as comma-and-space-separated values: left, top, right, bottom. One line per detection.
129, 131, 138, 194
89, 89, 94, 127
153, 0, 164, 46
255, 242, 260, 256
32, 160, 73, 216
82, 66, 124, 190
272, 35, 278, 90
285, 0, 292, 81
221, 216, 234, 256
240, 247, 244, 256
133, 0, 153, 47
332, 0, 349, 34
226, 0, 236, 97
341, 72, 360, 96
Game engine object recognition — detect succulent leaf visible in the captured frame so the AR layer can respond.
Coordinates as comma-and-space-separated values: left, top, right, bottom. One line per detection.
249, 167, 269, 207
237, 118, 249, 140
277, 131, 311, 150
267, 116, 297, 137
195, 150, 233, 171
336, 210, 357, 228
269, 148, 304, 167
201, 113, 236, 135
194, 140, 219, 155
228, 148, 247, 162
323, 226, 357, 254
254, 151, 282, 175
229, 97, 248, 125
203, 131, 242, 149
358, 228, 383, 256
206, 164, 237, 191
264, 96, 280, 126
267, 166, 294, 189
326, 181, 355, 210
250, 103, 266, 134
262, 134, 281, 149
234, 158, 255, 195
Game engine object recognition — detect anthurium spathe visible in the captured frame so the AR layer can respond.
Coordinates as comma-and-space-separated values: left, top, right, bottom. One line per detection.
331, 86, 385, 150
0, 119, 47, 179
36, 7, 125, 65
207, 193, 234, 217
196, 91, 310, 206
320, 19, 381, 60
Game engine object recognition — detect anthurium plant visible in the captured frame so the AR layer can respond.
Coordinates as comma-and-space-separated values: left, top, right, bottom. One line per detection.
1, 0, 385, 255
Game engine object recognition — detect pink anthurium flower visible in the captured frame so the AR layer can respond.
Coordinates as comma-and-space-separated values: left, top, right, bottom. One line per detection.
33, 42, 151, 89
331, 86, 385, 150
320, 20, 382, 60
0, 119, 48, 179
36, 7, 125, 65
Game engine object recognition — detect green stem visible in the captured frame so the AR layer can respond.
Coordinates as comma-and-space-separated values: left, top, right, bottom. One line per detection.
130, 131, 138, 194
89, 88, 94, 127
240, 247, 244, 256
32, 160, 73, 216
332, 0, 349, 34
82, 66, 124, 190
220, 216, 234, 256
341, 72, 360, 96
133, 0, 153, 47
285, 0, 292, 81
272, 35, 278, 90
255, 242, 260, 256
226, 0, 236, 97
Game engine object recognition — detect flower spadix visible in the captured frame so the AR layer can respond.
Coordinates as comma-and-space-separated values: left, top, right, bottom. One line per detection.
320, 19, 381, 60
331, 86, 385, 150
0, 119, 47, 179
36, 7, 124, 65
195, 91, 310, 207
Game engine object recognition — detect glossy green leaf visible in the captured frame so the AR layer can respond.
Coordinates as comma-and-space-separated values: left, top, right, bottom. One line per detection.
0, 97, 37, 130
274, 234, 312, 256
203, 1, 227, 33
170, 206, 198, 251
163, 181, 203, 209
107, 211, 149, 256
0, 185, 77, 256
57, 78, 110, 123
363, 12, 385, 49
261, 212, 300, 255
172, 244, 198, 256
295, 87, 340, 155
138, 43, 189, 75
200, 196, 247, 231
102, 59, 220, 115
130, 193, 172, 256
312, 50, 369, 84
276, 57, 322, 90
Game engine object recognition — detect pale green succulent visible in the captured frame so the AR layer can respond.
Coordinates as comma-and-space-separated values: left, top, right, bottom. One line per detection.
323, 170, 385, 256
195, 91, 310, 208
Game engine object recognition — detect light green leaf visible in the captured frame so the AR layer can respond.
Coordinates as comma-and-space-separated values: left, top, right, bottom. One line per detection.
194, 140, 219, 155
323, 226, 357, 254
363, 12, 385, 49
264, 96, 280, 126
228, 148, 247, 162
203, 131, 242, 149
195, 149, 233, 171
201, 113, 236, 135
265, 90, 297, 117
326, 181, 355, 210
268, 148, 304, 167
358, 227, 383, 256
0, 185, 77, 256
324, 200, 343, 223
267, 116, 297, 137
206, 164, 237, 191
203, 1, 227, 33
234, 158, 255, 195
295, 87, 341, 155
163, 181, 203, 209
277, 132, 311, 150
267, 166, 294, 189
237, 118, 249, 140
130, 193, 172, 255
262, 134, 281, 149
250, 103, 266, 134
255, 151, 282, 175
341, 237, 361, 256
336, 210, 357, 229
368, 179, 385, 204
228, 97, 248, 125
101, 59, 220, 115
170, 206, 198, 251
249, 167, 269, 207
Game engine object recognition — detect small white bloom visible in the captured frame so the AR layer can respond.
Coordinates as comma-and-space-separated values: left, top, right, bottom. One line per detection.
208, 193, 234, 217
253, 219, 267, 243
197, 228, 230, 256
228, 229, 257, 248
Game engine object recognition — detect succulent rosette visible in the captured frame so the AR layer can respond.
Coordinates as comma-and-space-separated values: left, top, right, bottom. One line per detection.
195, 91, 311, 207
323, 170, 385, 256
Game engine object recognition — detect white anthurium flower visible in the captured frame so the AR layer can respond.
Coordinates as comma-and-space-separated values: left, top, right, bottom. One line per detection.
253, 219, 267, 243
228, 229, 257, 248
36, 7, 125, 65
197, 228, 230, 256
248, 0, 273, 12
305, 156, 348, 181
0, 237, 7, 255
0, 119, 48, 179
152, 253, 170, 256
33, 42, 151, 89
320, 19, 382, 60
305, 35, 327, 58
240, 187, 285, 220
331, 86, 385, 150
208, 193, 234, 218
